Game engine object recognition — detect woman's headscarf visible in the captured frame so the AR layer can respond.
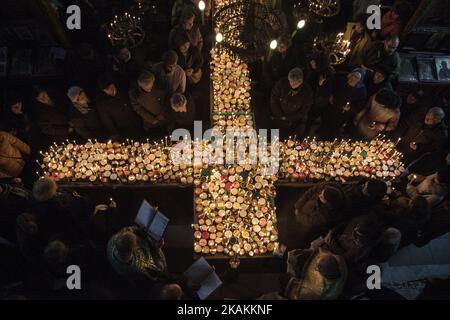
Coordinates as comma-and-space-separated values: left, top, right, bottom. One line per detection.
352, 67, 366, 89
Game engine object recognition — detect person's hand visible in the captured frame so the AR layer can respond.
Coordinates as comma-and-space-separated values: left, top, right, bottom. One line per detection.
151, 119, 160, 125
94, 204, 109, 215
157, 238, 165, 248
329, 96, 334, 105
408, 174, 418, 182
342, 102, 351, 112
186, 279, 201, 291
294, 208, 299, 216
185, 68, 193, 77
319, 76, 326, 86
109, 200, 117, 208
368, 122, 377, 130
12, 177, 22, 185
281, 116, 287, 121
260, 55, 265, 62
324, 230, 334, 246
72, 191, 81, 197
409, 142, 417, 150
68, 127, 74, 133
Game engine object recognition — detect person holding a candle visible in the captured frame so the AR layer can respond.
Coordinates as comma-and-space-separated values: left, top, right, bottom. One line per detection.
395, 107, 448, 165
318, 68, 367, 140
406, 167, 450, 208
353, 88, 401, 140
173, 32, 203, 85
96, 75, 144, 140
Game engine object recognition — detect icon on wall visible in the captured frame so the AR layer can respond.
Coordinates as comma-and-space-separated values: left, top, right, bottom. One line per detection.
417, 58, 437, 81
399, 56, 418, 82
435, 56, 450, 81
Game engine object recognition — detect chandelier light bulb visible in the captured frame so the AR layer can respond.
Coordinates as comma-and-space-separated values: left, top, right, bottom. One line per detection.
270, 39, 278, 50
216, 32, 224, 43
297, 19, 306, 29
198, 0, 206, 11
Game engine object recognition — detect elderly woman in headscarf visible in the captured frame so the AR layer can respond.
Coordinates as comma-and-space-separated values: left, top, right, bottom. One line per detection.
319, 68, 367, 139
66, 86, 106, 140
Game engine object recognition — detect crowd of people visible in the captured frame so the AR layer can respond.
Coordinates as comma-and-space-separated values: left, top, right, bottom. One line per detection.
0, 0, 449, 300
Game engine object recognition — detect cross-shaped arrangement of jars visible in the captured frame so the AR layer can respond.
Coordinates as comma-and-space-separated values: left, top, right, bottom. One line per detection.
38, 0, 405, 259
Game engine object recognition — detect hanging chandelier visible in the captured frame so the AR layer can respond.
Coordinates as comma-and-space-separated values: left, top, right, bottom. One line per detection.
313, 32, 350, 65
308, 0, 340, 17
214, 0, 283, 62
106, 11, 145, 48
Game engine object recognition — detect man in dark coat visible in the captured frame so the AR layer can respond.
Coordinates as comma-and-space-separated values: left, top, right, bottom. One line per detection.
67, 86, 106, 141
361, 35, 401, 81
395, 107, 448, 164
31, 86, 73, 144
129, 70, 167, 131
270, 67, 313, 137
342, 179, 387, 218
166, 93, 196, 134
96, 76, 143, 140
294, 182, 346, 242
264, 35, 302, 88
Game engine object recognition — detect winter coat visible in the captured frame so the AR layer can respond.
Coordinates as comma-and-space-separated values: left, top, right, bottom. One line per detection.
362, 41, 401, 79
354, 95, 400, 139
270, 78, 313, 135
171, 0, 202, 26
0, 131, 30, 178
342, 182, 382, 216
381, 10, 404, 38
284, 248, 347, 300
128, 85, 167, 130
169, 24, 203, 51
175, 47, 203, 73
294, 182, 345, 239
407, 173, 448, 208
69, 106, 106, 140
397, 120, 448, 164
320, 73, 367, 138
152, 62, 186, 94
32, 100, 71, 142
166, 94, 196, 133
326, 215, 383, 266
347, 30, 372, 68
96, 91, 143, 139
107, 226, 167, 282
266, 47, 302, 84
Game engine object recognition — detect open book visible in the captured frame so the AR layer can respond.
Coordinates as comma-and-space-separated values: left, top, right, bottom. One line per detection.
135, 200, 169, 242
184, 257, 222, 300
